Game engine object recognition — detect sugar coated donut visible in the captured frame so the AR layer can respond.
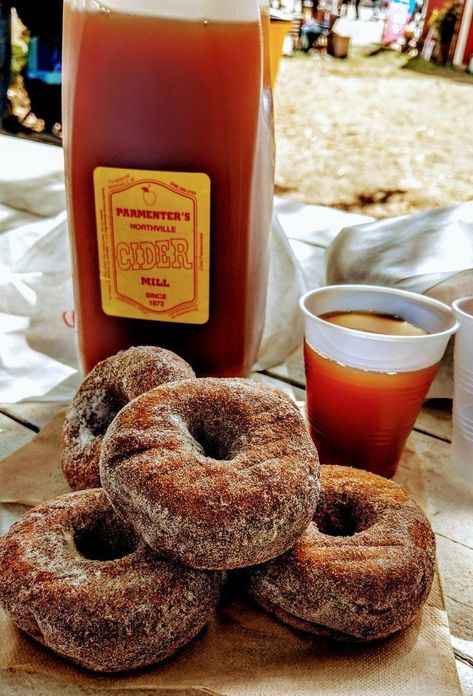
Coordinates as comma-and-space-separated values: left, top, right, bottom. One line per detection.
62, 346, 195, 490
0, 489, 222, 672
245, 465, 436, 642
100, 378, 320, 570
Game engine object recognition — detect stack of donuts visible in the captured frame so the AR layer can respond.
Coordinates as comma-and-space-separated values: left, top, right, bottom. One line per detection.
0, 346, 436, 673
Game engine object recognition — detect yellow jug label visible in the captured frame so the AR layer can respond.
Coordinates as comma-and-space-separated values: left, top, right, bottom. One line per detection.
93, 167, 210, 324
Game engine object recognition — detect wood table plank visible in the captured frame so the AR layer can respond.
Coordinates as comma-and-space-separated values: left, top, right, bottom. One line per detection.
415, 400, 453, 442
0, 414, 38, 460
251, 372, 306, 401
0, 403, 67, 430
413, 432, 472, 548
407, 430, 473, 676
0, 404, 66, 460
436, 536, 473, 647
457, 660, 473, 696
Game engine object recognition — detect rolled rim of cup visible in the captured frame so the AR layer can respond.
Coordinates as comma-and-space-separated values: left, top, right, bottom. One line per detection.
452, 296, 473, 352
452, 296, 473, 320
299, 284, 459, 373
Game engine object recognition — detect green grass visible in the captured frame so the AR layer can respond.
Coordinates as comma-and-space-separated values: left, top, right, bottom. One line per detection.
403, 56, 473, 84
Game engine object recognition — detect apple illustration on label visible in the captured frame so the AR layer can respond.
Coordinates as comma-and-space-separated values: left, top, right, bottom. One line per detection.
142, 185, 156, 206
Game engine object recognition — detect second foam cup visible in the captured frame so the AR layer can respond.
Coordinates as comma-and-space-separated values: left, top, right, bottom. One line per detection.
299, 285, 458, 478
451, 296, 473, 481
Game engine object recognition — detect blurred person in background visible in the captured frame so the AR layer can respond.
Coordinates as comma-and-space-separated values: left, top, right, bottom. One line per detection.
0, 1, 10, 117
1, 0, 62, 135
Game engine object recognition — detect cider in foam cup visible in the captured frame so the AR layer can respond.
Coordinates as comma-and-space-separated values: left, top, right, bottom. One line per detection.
299, 285, 458, 478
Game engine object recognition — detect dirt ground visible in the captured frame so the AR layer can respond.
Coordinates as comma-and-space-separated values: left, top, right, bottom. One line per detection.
274, 48, 473, 219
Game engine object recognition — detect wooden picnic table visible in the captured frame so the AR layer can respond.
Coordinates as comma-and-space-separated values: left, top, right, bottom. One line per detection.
0, 351, 472, 694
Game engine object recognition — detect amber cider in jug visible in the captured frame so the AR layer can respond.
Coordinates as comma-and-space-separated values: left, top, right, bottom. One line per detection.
62, 0, 274, 375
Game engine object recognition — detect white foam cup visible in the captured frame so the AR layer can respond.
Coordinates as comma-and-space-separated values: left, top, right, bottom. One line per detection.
299, 285, 458, 478
299, 285, 458, 373
451, 297, 473, 481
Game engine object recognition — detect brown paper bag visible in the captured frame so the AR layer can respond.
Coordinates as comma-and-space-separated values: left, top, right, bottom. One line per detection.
0, 410, 69, 505
0, 415, 463, 695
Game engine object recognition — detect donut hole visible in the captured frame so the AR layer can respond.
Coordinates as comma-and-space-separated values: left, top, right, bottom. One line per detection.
314, 495, 375, 537
189, 424, 233, 460
315, 502, 358, 536
86, 389, 124, 437
74, 518, 139, 561
188, 410, 249, 461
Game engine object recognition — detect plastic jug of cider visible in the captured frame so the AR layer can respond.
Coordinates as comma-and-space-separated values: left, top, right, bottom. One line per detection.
62, 0, 274, 376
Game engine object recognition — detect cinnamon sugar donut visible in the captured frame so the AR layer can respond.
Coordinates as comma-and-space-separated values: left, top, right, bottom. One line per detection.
0, 489, 221, 672
100, 378, 320, 570
62, 346, 195, 490
245, 465, 436, 642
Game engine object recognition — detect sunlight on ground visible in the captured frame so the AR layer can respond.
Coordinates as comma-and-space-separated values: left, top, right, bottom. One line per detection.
274, 46, 473, 218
